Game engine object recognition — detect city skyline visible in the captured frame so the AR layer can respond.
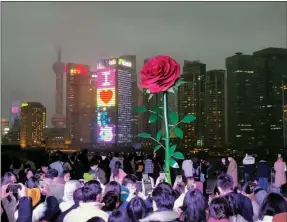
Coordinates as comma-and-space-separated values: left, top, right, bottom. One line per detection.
2, 2, 286, 123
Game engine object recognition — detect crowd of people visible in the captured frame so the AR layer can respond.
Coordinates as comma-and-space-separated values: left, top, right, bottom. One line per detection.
1, 150, 287, 222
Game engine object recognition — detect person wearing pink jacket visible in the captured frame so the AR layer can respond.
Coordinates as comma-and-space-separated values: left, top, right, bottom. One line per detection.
274, 154, 287, 191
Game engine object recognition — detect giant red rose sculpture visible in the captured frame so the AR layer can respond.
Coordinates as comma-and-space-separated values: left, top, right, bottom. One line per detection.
137, 55, 196, 185
140, 55, 180, 93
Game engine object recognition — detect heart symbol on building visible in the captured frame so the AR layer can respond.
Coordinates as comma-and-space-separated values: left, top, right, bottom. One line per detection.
100, 89, 113, 104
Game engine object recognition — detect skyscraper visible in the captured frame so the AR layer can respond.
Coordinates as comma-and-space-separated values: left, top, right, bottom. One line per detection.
253, 48, 287, 152
131, 67, 139, 142
1, 118, 9, 136
95, 56, 135, 147
141, 90, 162, 151
205, 69, 225, 149
20, 102, 46, 148
52, 48, 66, 128
66, 63, 93, 148
10, 101, 21, 128
226, 53, 256, 150
178, 60, 206, 149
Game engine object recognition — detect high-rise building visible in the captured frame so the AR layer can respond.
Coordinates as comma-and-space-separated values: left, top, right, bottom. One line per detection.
52, 48, 66, 128
253, 48, 287, 152
205, 70, 225, 149
226, 53, 256, 150
131, 68, 139, 142
226, 48, 287, 152
178, 60, 206, 149
3, 117, 20, 145
1, 118, 9, 136
66, 63, 93, 148
95, 56, 135, 147
141, 90, 162, 150
20, 102, 46, 148
10, 101, 21, 128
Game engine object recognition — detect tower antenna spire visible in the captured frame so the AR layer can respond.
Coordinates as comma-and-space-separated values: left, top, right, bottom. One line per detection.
57, 46, 61, 62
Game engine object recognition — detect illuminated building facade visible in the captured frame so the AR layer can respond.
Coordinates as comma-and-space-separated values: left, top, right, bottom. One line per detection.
205, 70, 225, 149
1, 118, 9, 136
95, 56, 135, 146
131, 67, 139, 142
178, 61, 206, 149
66, 63, 93, 147
20, 102, 46, 148
10, 101, 21, 128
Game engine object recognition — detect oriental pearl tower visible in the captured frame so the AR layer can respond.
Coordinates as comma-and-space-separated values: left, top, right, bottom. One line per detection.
51, 48, 66, 128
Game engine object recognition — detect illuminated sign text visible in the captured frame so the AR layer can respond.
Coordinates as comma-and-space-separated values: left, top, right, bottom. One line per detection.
66, 64, 89, 75
108, 58, 132, 67
95, 65, 117, 144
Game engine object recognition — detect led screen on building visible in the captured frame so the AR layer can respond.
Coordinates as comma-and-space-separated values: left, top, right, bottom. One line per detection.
66, 63, 89, 75
96, 66, 117, 144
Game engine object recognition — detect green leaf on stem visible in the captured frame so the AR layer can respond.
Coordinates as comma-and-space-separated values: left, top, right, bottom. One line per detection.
149, 114, 158, 123
156, 130, 162, 141
170, 144, 177, 154
182, 114, 196, 123
148, 94, 154, 101
173, 152, 184, 160
169, 158, 179, 168
152, 105, 161, 113
174, 78, 187, 88
154, 145, 161, 152
137, 132, 151, 138
136, 106, 147, 113
145, 89, 151, 94
174, 127, 183, 139
170, 111, 179, 124
167, 87, 175, 94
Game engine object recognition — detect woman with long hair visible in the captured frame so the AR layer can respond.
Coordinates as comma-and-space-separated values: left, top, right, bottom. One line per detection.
180, 189, 207, 222
257, 193, 287, 222
101, 191, 121, 215
207, 197, 229, 222
103, 181, 122, 200
127, 196, 148, 222
110, 161, 127, 185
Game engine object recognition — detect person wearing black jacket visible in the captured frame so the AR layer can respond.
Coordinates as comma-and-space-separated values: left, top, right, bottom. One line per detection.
217, 174, 254, 222
257, 159, 270, 192
217, 157, 228, 176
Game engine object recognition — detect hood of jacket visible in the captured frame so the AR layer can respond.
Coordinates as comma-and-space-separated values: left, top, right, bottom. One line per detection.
60, 180, 81, 212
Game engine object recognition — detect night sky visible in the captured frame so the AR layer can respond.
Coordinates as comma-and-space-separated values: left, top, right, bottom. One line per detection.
2, 2, 286, 126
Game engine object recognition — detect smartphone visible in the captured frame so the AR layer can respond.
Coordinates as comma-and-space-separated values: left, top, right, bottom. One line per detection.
39, 180, 45, 188
176, 175, 183, 184
159, 171, 165, 183
143, 181, 153, 196
8, 184, 21, 193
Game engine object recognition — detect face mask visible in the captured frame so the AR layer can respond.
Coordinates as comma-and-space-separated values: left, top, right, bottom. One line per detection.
91, 166, 97, 171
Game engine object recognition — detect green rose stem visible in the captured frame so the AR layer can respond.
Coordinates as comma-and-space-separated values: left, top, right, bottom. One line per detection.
163, 91, 171, 184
